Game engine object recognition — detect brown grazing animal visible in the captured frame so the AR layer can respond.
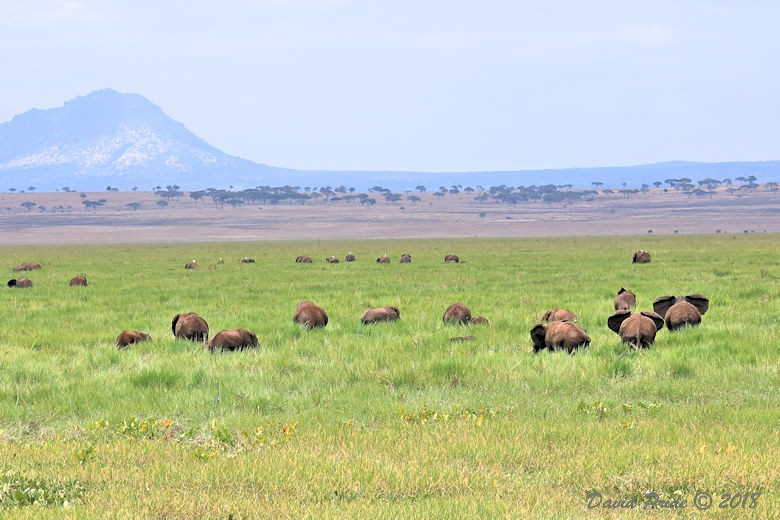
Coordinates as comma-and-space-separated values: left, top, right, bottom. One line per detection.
208, 328, 259, 352
13, 262, 41, 272
614, 288, 636, 310
607, 310, 664, 349
399, 253, 412, 263
632, 250, 651, 263
376, 255, 391, 263
172, 312, 209, 341
116, 331, 152, 348
541, 308, 577, 322
444, 255, 460, 263
296, 256, 313, 263
360, 306, 400, 324
345, 253, 356, 262
652, 295, 709, 331
185, 260, 199, 270
70, 275, 88, 286
530, 321, 590, 354
293, 300, 328, 329
443, 302, 472, 324
326, 256, 340, 263
8, 278, 32, 288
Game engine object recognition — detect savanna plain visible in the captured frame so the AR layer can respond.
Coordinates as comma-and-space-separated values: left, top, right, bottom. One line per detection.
0, 234, 778, 518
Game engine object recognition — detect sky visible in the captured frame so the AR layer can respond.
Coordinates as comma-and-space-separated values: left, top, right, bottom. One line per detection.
1, 1, 778, 172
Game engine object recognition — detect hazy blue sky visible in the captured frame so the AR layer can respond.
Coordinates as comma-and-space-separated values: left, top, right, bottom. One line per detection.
1, 1, 778, 172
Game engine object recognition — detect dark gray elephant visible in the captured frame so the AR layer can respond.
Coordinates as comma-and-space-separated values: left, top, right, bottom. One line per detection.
652, 295, 709, 331
607, 310, 664, 349
530, 321, 590, 354
632, 250, 651, 263
614, 288, 636, 310
443, 302, 472, 324
360, 306, 400, 324
293, 300, 328, 329
70, 275, 88, 286
116, 331, 151, 348
541, 308, 577, 323
172, 312, 209, 341
8, 278, 32, 288
208, 328, 259, 352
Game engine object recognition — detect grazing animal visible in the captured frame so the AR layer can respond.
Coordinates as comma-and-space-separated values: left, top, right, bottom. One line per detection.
296, 256, 313, 263
185, 260, 199, 270
241, 257, 255, 263
652, 295, 709, 331
345, 253, 356, 262
530, 321, 590, 354
607, 310, 664, 349
444, 255, 460, 263
443, 302, 472, 324
8, 278, 32, 288
116, 331, 151, 348
470, 316, 489, 325
208, 328, 259, 352
376, 255, 391, 264
632, 250, 651, 263
614, 288, 636, 310
293, 300, 328, 329
13, 262, 42, 272
70, 275, 88, 286
172, 312, 209, 341
360, 306, 400, 324
326, 256, 340, 263
541, 308, 577, 323
399, 253, 412, 263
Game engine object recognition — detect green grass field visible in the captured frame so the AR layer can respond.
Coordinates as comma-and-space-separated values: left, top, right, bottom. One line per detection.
1, 235, 778, 517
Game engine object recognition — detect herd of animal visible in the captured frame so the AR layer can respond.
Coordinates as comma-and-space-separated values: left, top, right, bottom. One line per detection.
7, 248, 710, 354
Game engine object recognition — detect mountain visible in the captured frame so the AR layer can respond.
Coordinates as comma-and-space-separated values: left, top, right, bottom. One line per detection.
1, 89, 779, 192
0, 88, 289, 191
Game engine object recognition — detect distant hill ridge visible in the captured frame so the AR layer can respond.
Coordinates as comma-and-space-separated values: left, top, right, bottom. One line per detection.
1, 89, 778, 192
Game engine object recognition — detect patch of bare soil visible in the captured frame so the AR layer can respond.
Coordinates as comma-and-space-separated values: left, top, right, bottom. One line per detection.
1, 188, 777, 245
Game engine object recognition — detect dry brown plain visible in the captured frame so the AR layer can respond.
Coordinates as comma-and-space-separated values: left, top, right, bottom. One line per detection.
1, 187, 778, 245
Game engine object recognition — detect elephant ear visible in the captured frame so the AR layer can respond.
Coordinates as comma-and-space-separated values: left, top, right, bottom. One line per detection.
541, 309, 554, 322
607, 310, 631, 333
652, 296, 677, 318
171, 314, 181, 335
390, 306, 400, 318
685, 295, 709, 315
530, 324, 547, 352
641, 311, 665, 331
617, 287, 627, 296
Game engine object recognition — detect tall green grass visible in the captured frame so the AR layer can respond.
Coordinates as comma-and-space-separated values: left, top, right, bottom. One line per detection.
0, 235, 778, 517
